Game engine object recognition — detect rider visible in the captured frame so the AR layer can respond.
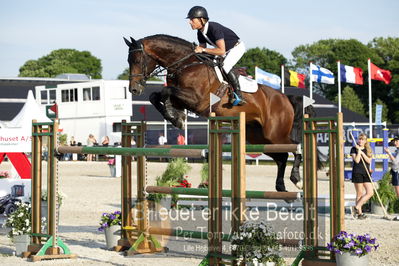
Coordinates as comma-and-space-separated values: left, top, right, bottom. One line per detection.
187, 6, 246, 106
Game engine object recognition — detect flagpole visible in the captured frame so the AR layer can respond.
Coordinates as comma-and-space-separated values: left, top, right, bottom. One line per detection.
281, 65, 285, 94
309, 62, 313, 99
337, 61, 341, 113
368, 58, 373, 138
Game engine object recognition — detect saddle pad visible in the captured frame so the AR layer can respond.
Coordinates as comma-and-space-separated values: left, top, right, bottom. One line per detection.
239, 75, 258, 93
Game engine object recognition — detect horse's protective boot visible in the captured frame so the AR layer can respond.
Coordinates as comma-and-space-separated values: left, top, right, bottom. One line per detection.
227, 70, 246, 106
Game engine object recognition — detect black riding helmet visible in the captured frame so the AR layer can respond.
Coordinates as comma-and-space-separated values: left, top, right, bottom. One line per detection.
186, 6, 209, 20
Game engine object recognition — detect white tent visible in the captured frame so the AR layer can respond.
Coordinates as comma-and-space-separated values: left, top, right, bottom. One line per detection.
6, 90, 51, 128
0, 90, 51, 153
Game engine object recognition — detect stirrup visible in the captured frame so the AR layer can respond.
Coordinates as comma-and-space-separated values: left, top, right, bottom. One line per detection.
231, 92, 245, 106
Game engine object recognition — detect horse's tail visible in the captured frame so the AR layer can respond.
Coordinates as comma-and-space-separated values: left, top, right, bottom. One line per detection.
287, 95, 324, 170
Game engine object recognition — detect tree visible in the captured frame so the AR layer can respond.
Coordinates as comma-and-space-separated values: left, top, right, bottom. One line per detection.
19, 49, 102, 79
118, 68, 129, 80
368, 37, 399, 123
237, 47, 287, 77
291, 39, 381, 100
336, 86, 365, 116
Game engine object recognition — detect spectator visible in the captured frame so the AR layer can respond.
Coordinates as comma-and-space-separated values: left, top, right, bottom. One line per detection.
350, 133, 373, 220
158, 132, 167, 145
384, 136, 399, 220
177, 133, 185, 145
102, 136, 110, 147
86, 134, 97, 161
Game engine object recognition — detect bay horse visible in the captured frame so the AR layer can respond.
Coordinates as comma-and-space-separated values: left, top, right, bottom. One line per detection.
124, 34, 310, 192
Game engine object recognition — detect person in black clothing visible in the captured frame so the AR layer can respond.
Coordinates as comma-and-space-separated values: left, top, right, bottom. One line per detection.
186, 6, 246, 105
350, 133, 373, 219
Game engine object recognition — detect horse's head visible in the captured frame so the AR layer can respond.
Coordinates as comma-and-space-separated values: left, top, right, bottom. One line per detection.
124, 37, 157, 95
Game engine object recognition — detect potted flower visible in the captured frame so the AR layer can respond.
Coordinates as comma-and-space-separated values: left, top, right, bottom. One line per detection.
98, 210, 122, 250
198, 163, 209, 188
230, 220, 285, 266
327, 231, 379, 266
3, 202, 46, 256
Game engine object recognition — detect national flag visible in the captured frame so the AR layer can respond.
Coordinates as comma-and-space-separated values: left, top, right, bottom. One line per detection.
255, 66, 281, 90
284, 69, 306, 88
340, 64, 363, 85
310, 63, 335, 84
370, 62, 392, 84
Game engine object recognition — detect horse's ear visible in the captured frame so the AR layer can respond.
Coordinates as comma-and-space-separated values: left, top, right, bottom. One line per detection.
130, 37, 138, 47
123, 37, 132, 47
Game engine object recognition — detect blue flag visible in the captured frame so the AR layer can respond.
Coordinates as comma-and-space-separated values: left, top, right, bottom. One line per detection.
255, 67, 281, 89
310, 63, 335, 84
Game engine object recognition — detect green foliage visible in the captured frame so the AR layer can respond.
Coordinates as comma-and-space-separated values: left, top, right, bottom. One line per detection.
237, 47, 287, 77
58, 133, 68, 146
147, 158, 192, 203
4, 202, 32, 238
200, 163, 208, 183
335, 86, 365, 116
371, 171, 397, 207
368, 37, 399, 123
19, 49, 102, 79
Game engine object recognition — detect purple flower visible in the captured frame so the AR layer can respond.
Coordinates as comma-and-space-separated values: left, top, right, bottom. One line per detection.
364, 245, 372, 253
355, 248, 363, 255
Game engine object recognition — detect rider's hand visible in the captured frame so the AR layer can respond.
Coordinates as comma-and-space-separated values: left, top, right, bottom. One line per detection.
195, 46, 204, 53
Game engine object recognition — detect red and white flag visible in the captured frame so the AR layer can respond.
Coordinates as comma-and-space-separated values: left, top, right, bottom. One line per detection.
370, 62, 392, 84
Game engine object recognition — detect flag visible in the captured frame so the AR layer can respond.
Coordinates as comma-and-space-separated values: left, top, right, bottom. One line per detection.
310, 63, 335, 84
340, 64, 363, 85
284, 69, 306, 88
255, 66, 281, 89
210, 93, 221, 105
49, 102, 58, 115
370, 62, 392, 84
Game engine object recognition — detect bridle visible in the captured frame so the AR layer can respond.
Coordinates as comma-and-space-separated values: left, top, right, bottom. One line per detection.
128, 43, 218, 84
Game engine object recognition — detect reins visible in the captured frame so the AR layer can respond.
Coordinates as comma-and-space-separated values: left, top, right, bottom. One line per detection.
128, 43, 220, 81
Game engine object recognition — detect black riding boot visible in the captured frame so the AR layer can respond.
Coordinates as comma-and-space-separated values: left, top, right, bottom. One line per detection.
227, 70, 246, 106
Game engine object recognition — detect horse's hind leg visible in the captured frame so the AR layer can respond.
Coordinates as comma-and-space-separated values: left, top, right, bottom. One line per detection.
267, 152, 289, 192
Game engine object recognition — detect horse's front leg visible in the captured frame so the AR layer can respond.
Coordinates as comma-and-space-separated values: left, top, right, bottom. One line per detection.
290, 153, 303, 189
267, 152, 289, 192
149, 90, 176, 123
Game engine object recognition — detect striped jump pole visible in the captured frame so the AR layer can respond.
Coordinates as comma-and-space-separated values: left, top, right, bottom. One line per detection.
57, 146, 206, 158
145, 186, 301, 201
146, 143, 299, 153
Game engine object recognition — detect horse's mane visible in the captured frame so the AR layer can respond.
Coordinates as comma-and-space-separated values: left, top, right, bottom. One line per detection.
142, 34, 193, 52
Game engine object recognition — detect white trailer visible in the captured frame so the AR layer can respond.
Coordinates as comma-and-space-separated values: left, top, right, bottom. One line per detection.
35, 80, 131, 145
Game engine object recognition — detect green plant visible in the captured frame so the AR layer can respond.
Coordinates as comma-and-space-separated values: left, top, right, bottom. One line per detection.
58, 133, 68, 145
199, 163, 208, 187
371, 171, 396, 208
98, 211, 121, 232
3, 202, 45, 239
41, 190, 66, 206
230, 220, 285, 265
147, 158, 191, 203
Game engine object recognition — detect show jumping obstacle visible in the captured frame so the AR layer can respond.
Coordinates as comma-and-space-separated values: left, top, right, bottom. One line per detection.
27, 112, 344, 265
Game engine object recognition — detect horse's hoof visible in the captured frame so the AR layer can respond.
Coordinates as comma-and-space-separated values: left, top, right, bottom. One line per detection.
295, 181, 303, 190
276, 186, 288, 192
